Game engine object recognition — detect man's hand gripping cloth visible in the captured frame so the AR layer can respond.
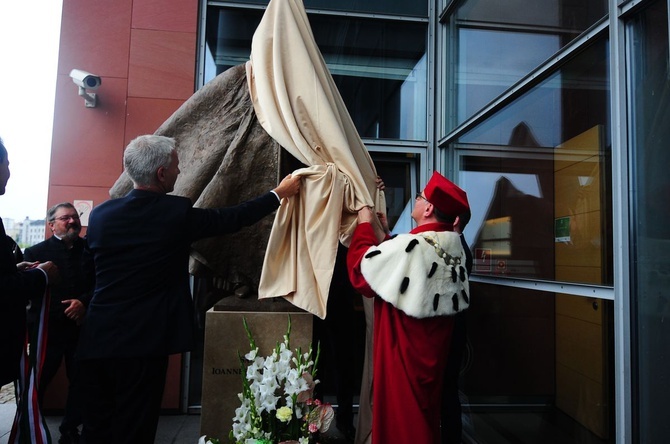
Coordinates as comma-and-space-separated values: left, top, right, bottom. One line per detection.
248, 0, 386, 319
360, 231, 470, 318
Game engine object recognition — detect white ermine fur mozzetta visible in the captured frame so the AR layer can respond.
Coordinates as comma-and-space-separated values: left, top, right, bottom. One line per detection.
360, 231, 470, 318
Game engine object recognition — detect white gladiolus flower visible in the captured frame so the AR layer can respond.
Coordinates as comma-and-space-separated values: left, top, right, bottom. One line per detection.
278, 343, 291, 358
259, 377, 278, 397
246, 359, 263, 381
232, 421, 249, 440
245, 348, 258, 361
260, 394, 279, 412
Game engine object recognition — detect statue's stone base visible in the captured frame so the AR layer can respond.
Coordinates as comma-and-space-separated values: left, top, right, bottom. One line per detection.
200, 306, 313, 440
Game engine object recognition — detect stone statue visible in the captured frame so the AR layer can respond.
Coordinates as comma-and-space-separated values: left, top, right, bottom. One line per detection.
109, 64, 298, 313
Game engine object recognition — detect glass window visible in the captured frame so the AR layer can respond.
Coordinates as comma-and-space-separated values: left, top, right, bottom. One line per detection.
454, 38, 613, 286
626, 0, 670, 441
442, 0, 607, 130
371, 154, 421, 233
462, 282, 614, 442
212, 0, 428, 17
205, 8, 428, 140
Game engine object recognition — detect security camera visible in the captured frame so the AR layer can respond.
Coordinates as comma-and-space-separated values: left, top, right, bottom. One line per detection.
69, 69, 101, 90
70, 69, 101, 108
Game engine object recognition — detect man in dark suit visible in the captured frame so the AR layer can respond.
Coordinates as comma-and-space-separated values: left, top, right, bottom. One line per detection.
441, 208, 473, 444
24, 202, 91, 443
0, 137, 58, 386
77, 134, 301, 443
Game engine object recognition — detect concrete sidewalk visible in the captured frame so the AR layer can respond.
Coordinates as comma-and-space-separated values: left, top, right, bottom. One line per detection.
0, 403, 201, 444
1, 384, 352, 444
0, 382, 198, 444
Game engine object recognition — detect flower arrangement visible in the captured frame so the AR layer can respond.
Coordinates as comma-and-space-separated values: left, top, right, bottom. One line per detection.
200, 316, 333, 444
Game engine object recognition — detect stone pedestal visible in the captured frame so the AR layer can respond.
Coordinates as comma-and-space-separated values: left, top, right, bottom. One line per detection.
200, 304, 313, 440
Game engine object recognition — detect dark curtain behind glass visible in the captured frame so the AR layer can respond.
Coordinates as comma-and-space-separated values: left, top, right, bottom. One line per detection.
627, 0, 670, 441
212, 0, 427, 17
205, 7, 428, 140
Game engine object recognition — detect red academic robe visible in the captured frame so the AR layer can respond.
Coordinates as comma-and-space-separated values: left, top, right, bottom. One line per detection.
347, 222, 456, 444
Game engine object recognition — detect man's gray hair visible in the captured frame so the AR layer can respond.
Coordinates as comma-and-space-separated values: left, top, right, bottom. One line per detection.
123, 135, 176, 187
47, 202, 76, 222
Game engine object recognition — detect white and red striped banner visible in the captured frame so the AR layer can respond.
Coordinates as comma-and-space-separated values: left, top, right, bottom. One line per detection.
9, 289, 52, 444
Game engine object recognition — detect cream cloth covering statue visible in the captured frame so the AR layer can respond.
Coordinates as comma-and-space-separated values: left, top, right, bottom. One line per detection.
247, 0, 386, 319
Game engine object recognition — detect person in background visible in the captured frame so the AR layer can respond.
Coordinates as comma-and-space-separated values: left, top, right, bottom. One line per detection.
314, 177, 385, 443
312, 242, 359, 442
0, 137, 58, 386
347, 171, 471, 444
24, 202, 91, 444
76, 134, 301, 444
441, 206, 473, 444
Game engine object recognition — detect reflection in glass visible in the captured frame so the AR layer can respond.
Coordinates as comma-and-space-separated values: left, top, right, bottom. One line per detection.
456, 29, 560, 124
455, 38, 612, 286
627, 0, 670, 441
462, 282, 614, 442
205, 8, 427, 141
222, 0, 428, 17
312, 16, 427, 140
443, 0, 607, 128
370, 155, 417, 232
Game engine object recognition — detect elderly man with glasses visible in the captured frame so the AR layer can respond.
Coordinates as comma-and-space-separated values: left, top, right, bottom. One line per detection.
347, 171, 471, 444
24, 202, 92, 444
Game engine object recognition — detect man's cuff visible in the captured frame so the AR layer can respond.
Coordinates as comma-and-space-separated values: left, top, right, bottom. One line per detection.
270, 190, 281, 202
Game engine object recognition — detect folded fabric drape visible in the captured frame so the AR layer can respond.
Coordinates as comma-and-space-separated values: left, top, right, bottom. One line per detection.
248, 0, 386, 319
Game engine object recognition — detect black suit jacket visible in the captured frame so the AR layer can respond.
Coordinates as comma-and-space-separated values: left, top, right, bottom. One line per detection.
77, 189, 281, 360
0, 218, 47, 385
24, 236, 92, 345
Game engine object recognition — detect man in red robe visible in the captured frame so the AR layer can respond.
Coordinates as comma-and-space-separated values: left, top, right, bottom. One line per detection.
347, 172, 470, 444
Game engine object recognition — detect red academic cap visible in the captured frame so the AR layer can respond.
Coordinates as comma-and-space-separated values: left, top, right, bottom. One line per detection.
423, 171, 470, 216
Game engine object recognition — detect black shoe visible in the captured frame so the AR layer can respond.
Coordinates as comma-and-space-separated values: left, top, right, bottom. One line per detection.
58, 428, 80, 444
335, 421, 356, 442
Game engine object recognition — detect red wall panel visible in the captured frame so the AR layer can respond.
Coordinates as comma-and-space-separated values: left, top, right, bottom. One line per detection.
57, 0, 132, 78
125, 97, 185, 145
132, 0, 198, 33
128, 29, 196, 100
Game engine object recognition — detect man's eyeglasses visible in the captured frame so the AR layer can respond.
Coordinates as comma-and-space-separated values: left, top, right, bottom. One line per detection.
52, 214, 80, 222
415, 193, 429, 202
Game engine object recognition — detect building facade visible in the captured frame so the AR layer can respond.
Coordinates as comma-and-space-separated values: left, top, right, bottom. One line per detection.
2, 217, 46, 248
20, 217, 47, 248
49, 0, 669, 441
2, 218, 20, 245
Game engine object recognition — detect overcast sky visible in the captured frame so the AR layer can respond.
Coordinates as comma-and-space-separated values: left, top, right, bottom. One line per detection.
0, 0, 63, 222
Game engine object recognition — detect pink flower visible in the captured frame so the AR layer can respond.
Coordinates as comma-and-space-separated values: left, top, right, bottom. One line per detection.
306, 403, 334, 433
